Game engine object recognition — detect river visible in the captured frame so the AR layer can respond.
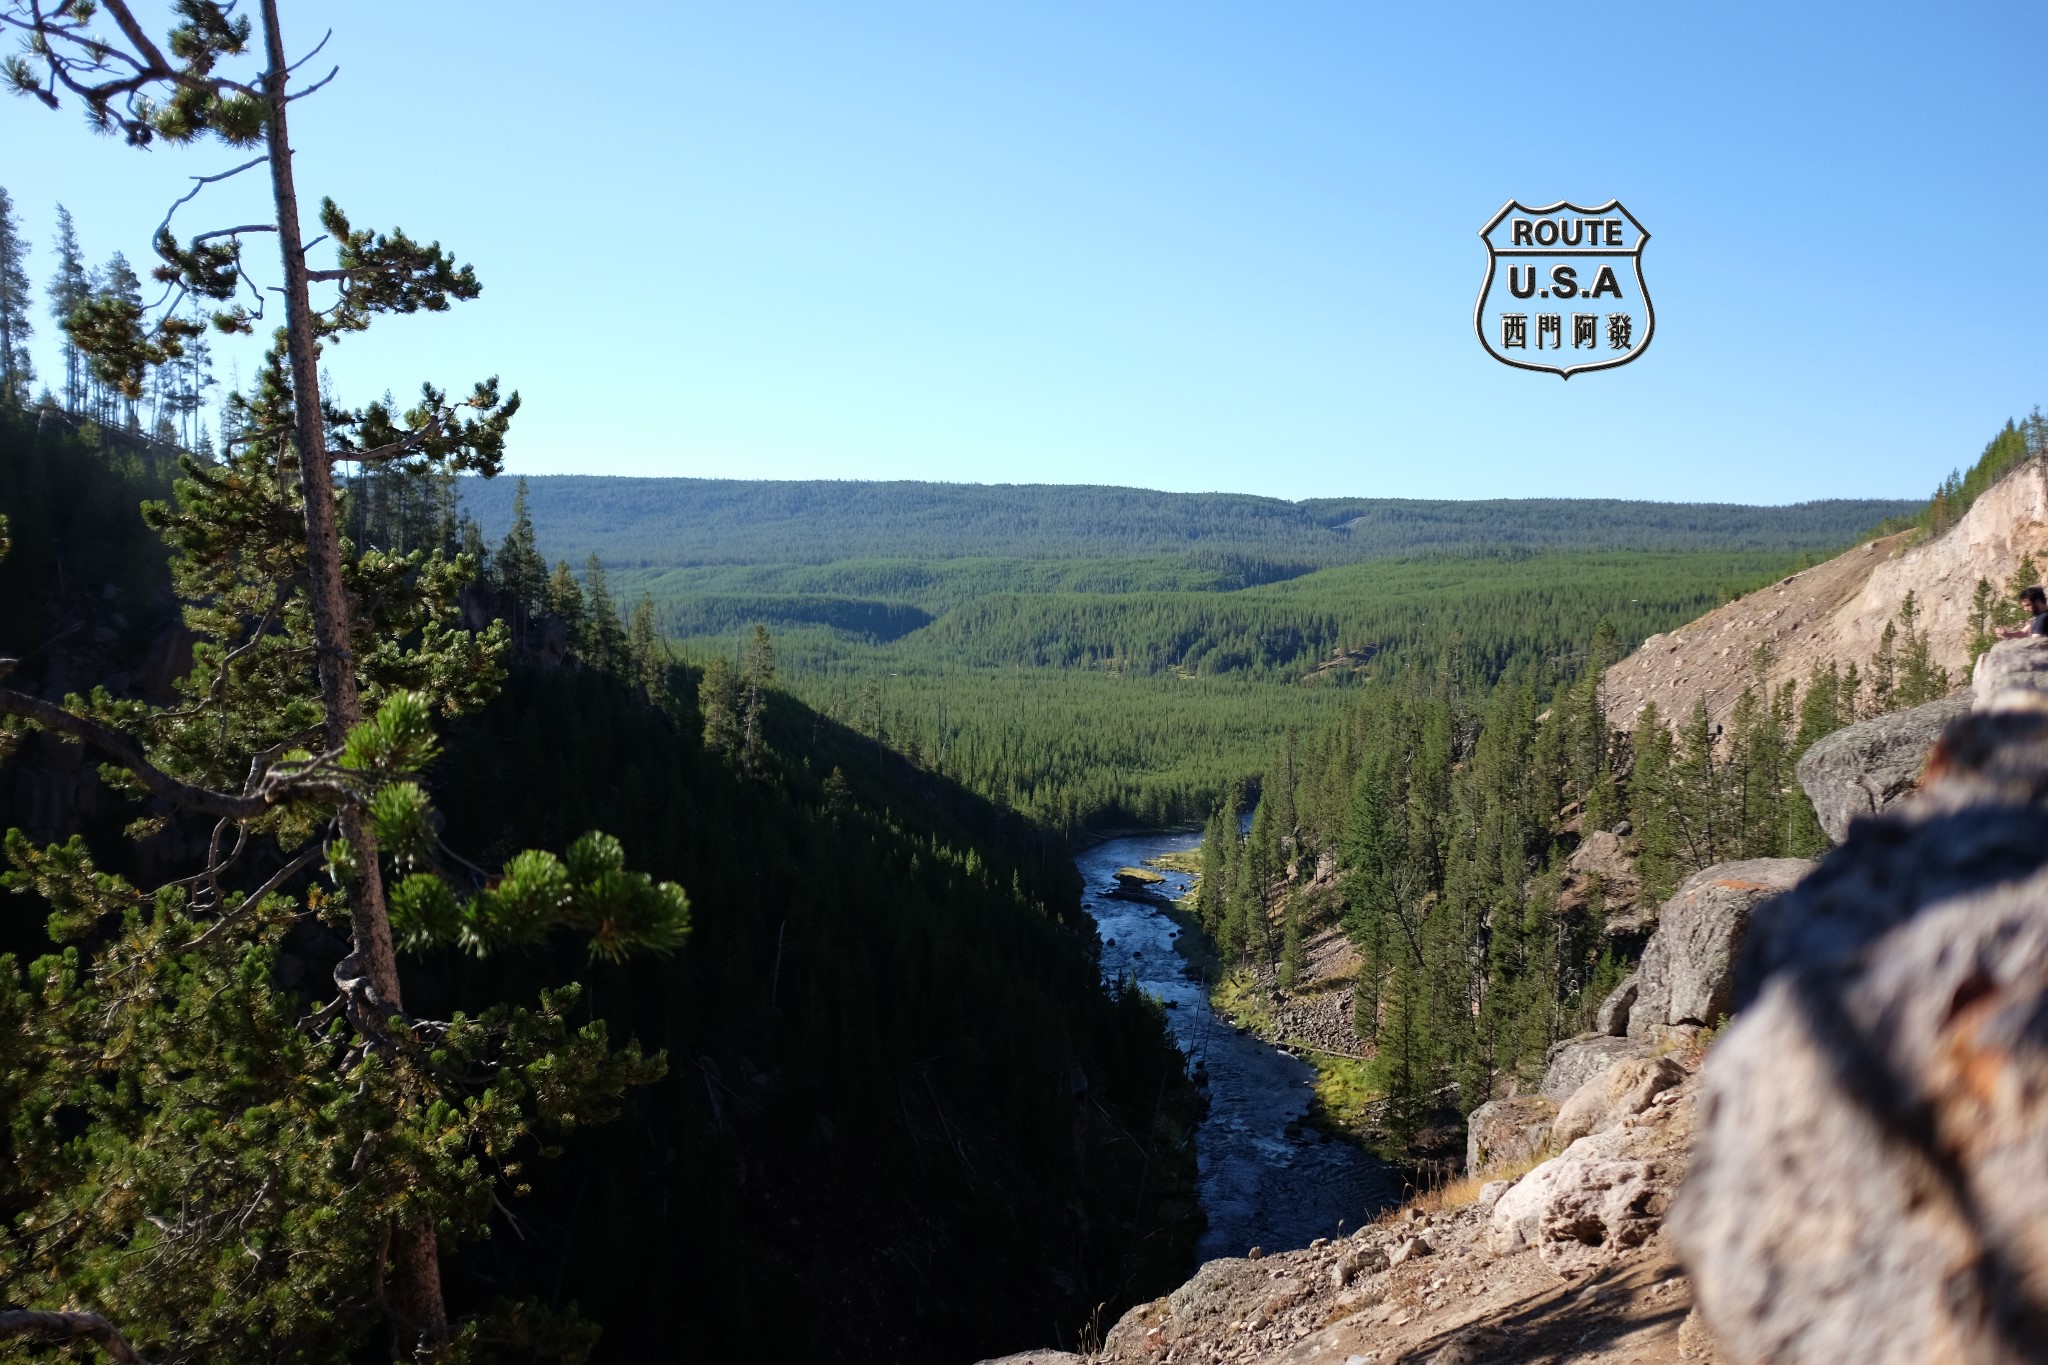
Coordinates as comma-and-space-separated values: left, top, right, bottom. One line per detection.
1074, 829, 1399, 1265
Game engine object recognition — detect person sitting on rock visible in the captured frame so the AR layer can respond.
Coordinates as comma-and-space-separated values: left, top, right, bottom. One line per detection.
1995, 585, 2048, 639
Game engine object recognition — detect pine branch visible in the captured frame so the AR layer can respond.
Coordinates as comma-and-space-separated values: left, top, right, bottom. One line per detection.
0, 681, 346, 820
0, 1310, 153, 1365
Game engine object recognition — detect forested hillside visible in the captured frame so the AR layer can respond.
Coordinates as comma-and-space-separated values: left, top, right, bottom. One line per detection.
0, 411, 1198, 1364
458, 475, 1914, 569
453, 471, 1913, 836
1188, 413, 2046, 1157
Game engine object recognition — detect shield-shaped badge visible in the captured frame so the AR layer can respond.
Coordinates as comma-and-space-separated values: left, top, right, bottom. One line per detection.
1474, 200, 1652, 378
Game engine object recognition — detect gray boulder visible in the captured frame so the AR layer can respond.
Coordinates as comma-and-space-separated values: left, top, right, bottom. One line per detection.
1465, 1094, 1557, 1178
1795, 691, 1970, 843
1973, 635, 2048, 714
1552, 1055, 1686, 1148
1629, 858, 1812, 1038
1672, 705, 2048, 1364
1592, 973, 1638, 1036
1539, 1034, 1655, 1101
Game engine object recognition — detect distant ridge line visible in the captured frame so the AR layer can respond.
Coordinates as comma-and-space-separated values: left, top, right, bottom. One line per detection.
456, 474, 1919, 570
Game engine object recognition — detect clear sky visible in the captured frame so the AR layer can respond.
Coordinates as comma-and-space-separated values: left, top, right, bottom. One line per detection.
3, 1, 2042, 502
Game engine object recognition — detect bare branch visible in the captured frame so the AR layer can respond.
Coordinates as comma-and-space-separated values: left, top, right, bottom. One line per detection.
285, 64, 337, 102
0, 1309, 153, 1365
189, 845, 322, 948
155, 155, 269, 242
285, 28, 334, 75
0, 684, 340, 821
191, 224, 280, 245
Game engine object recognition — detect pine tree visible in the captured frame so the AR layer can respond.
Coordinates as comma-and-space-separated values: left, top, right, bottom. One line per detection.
495, 476, 546, 640
822, 764, 852, 825
1869, 620, 1899, 714
1672, 699, 1722, 871
626, 594, 667, 707
578, 553, 628, 674
1195, 800, 1232, 939
545, 558, 585, 631
1277, 896, 1304, 991
1627, 704, 1681, 902
1271, 727, 1298, 861
1245, 797, 1279, 962
1970, 577, 1999, 665
699, 654, 742, 761
45, 205, 89, 413
0, 185, 33, 404
1893, 591, 1949, 707
0, 6, 688, 1357
96, 251, 145, 427
457, 515, 488, 576
741, 623, 775, 772
1787, 663, 1842, 854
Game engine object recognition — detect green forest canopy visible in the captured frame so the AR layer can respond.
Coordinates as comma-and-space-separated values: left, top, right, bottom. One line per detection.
464, 474, 1931, 834
458, 475, 1916, 569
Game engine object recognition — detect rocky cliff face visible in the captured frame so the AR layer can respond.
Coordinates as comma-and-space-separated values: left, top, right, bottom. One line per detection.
1673, 638, 2048, 1364
1603, 459, 2048, 731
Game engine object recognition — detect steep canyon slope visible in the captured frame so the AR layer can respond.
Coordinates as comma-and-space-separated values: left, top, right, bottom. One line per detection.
1602, 458, 2048, 730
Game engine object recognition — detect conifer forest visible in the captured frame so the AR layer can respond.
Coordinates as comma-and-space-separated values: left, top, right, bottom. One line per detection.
0, 4, 2039, 1365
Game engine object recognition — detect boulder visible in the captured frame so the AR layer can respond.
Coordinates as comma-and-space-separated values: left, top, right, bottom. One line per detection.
1474, 1179, 1513, 1215
1387, 1235, 1432, 1266
1551, 1055, 1685, 1148
1629, 858, 1813, 1038
1672, 703, 2048, 1364
975, 1355, 1085, 1365
1465, 1094, 1557, 1178
1795, 692, 1970, 843
1592, 974, 1638, 1036
1539, 1033, 1655, 1101
1972, 634, 2048, 714
1487, 1130, 1671, 1276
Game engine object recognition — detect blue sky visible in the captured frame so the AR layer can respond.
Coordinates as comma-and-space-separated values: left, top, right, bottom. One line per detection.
3, 1, 2042, 502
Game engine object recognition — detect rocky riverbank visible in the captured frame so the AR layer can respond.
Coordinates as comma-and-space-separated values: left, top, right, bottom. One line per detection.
984, 636, 2048, 1365
985, 1056, 1711, 1365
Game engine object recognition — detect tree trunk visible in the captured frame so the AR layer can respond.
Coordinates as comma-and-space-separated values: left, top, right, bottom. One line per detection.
258, 0, 444, 1347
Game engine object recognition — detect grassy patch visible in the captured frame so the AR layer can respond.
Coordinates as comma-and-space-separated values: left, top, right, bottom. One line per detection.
1210, 967, 1277, 1036
1115, 865, 1167, 885
1147, 849, 1202, 875
1306, 1053, 1380, 1137
1406, 1149, 1553, 1218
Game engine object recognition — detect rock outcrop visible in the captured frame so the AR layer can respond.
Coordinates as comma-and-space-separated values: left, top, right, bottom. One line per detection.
1539, 1033, 1655, 1101
1487, 1136, 1669, 1277
1973, 632, 2048, 712
1561, 827, 1643, 926
1465, 1095, 1557, 1178
1552, 1055, 1686, 1148
1593, 974, 1639, 1036
1090, 1073, 1703, 1365
1629, 859, 1813, 1038
1794, 691, 1971, 843
1672, 639, 2048, 1364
